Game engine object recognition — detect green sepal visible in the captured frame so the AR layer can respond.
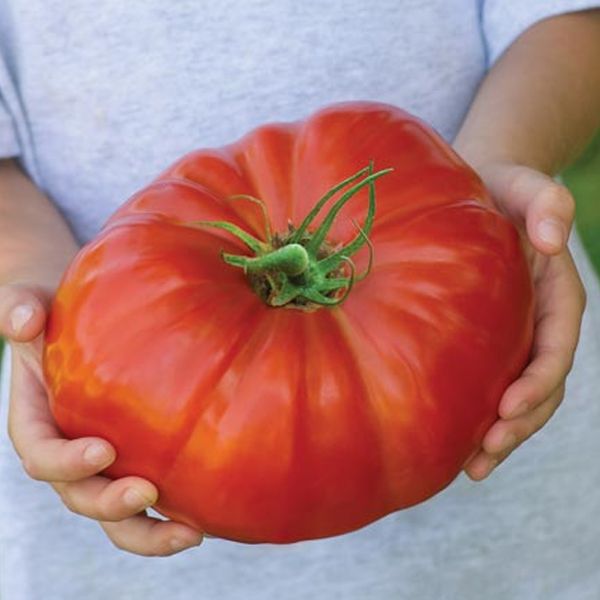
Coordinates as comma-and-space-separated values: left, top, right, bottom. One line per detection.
196, 163, 392, 308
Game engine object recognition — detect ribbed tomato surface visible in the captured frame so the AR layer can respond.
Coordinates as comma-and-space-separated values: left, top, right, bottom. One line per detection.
44, 102, 534, 543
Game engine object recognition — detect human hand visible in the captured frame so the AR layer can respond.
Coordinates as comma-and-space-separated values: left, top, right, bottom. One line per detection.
0, 282, 204, 555
462, 162, 586, 480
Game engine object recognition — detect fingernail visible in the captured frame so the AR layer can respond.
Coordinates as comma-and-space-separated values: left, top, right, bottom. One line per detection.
10, 304, 34, 334
537, 219, 564, 249
84, 443, 113, 467
123, 488, 153, 511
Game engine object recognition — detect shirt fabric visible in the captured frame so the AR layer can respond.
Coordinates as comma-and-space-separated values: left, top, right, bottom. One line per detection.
1, 1, 600, 599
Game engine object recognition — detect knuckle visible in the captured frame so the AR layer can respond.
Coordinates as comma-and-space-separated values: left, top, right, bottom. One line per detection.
18, 448, 55, 481
526, 357, 559, 385
106, 531, 131, 553
20, 457, 45, 481
18, 450, 58, 483
56, 487, 83, 516
62, 497, 81, 515
504, 165, 532, 205
55, 483, 112, 521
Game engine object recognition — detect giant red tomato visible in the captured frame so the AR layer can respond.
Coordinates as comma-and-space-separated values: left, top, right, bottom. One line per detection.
43, 102, 534, 544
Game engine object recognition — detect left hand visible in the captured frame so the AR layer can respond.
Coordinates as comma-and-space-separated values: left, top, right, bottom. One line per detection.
462, 161, 587, 480
1, 283, 204, 556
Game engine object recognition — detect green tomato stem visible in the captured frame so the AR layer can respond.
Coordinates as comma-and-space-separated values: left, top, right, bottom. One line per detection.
235, 243, 309, 277
196, 163, 392, 309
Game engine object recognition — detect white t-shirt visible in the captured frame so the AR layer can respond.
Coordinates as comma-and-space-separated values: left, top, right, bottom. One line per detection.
1, 1, 600, 598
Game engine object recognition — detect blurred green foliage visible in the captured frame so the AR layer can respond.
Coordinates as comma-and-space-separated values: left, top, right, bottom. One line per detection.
564, 131, 600, 277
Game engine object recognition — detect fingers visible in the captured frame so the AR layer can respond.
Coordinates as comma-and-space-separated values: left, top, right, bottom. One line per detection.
3, 282, 117, 484
8, 351, 117, 481
478, 162, 575, 255
53, 475, 203, 556
101, 515, 204, 557
525, 178, 575, 255
8, 353, 202, 557
0, 282, 50, 342
499, 250, 585, 419
465, 247, 585, 481
485, 386, 564, 456
53, 476, 158, 521
464, 385, 564, 481
21, 437, 116, 482
2, 283, 203, 557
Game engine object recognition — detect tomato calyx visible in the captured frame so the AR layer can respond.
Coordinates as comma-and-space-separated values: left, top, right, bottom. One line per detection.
199, 163, 392, 309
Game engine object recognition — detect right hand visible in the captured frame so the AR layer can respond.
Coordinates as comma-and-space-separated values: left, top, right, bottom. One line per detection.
0, 282, 204, 556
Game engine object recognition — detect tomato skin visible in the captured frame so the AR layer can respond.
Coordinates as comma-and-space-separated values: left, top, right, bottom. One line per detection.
43, 102, 534, 543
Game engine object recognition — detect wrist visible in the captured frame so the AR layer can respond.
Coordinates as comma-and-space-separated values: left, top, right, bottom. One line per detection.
453, 135, 553, 177
454, 10, 600, 178
0, 160, 80, 292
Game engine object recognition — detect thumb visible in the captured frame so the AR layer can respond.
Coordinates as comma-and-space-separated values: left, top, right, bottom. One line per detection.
0, 283, 51, 343
479, 163, 575, 256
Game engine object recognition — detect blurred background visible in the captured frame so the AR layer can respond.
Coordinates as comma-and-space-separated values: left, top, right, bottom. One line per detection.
564, 131, 600, 276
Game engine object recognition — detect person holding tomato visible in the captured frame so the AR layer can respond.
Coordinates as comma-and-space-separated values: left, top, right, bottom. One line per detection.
0, 1, 599, 599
